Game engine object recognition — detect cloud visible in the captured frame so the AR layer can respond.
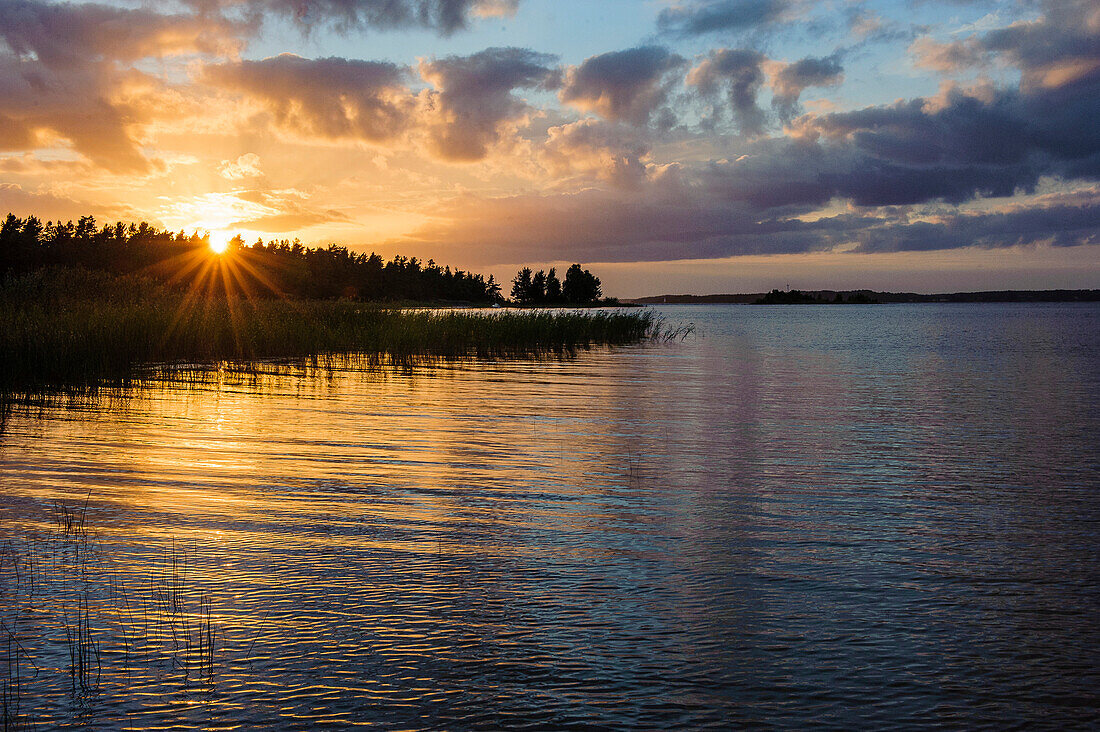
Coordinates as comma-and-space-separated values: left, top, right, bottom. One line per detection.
219, 152, 263, 179
843, 4, 911, 45
182, 0, 520, 36
769, 53, 844, 122
0, 0, 245, 172
227, 188, 349, 231
539, 119, 651, 187
851, 199, 1100, 253
687, 48, 767, 135
393, 3, 1100, 265
0, 182, 136, 222
906, 1, 1100, 90
392, 177, 865, 264
657, 0, 791, 37
206, 47, 558, 161
396, 167, 1100, 265
205, 54, 411, 142
982, 0, 1100, 90
0, 153, 93, 176
418, 47, 558, 160
796, 62, 1100, 196
0, 0, 242, 69
0, 57, 152, 172
470, 0, 519, 19
397, 42, 1100, 265
909, 36, 989, 73
559, 46, 686, 127
230, 209, 346, 231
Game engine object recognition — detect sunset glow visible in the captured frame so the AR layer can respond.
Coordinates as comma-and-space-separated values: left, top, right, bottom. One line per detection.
0, 0, 1096, 295
2, 3, 1098, 727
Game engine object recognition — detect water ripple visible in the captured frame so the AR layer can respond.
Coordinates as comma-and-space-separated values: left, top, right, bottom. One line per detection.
1, 304, 1099, 729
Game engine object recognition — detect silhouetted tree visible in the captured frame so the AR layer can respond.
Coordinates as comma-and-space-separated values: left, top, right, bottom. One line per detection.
562, 263, 601, 303
545, 267, 562, 303
486, 275, 503, 302
531, 270, 547, 303
0, 213, 499, 303
511, 267, 534, 304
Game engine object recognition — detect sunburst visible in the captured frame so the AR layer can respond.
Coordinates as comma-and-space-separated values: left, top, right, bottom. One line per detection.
208, 231, 232, 254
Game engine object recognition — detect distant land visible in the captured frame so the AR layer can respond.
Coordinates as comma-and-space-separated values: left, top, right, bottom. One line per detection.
628, 290, 1100, 305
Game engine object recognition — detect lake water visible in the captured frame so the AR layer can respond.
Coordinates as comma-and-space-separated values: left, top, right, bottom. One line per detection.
2, 303, 1099, 729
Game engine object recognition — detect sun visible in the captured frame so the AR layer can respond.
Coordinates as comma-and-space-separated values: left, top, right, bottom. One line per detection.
208, 231, 231, 254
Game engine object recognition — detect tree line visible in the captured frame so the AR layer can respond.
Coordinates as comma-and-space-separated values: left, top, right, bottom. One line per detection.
0, 214, 502, 303
754, 289, 879, 304
510, 264, 606, 305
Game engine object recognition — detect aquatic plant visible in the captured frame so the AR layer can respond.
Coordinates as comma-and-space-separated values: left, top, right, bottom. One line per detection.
0, 268, 665, 391
0, 500, 236, 727
64, 593, 102, 694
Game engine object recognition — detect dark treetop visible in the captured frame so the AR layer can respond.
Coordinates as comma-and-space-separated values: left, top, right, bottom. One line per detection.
0, 214, 503, 303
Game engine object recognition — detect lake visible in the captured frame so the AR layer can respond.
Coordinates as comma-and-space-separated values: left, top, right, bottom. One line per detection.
2, 303, 1099, 729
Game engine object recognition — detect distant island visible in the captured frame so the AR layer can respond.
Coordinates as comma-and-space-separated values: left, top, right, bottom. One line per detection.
630, 289, 1100, 305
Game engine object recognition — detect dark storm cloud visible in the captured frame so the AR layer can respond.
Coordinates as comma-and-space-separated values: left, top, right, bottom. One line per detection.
687, 48, 767, 136
559, 46, 686, 126
205, 54, 411, 141
805, 96, 1032, 167
692, 136, 1024, 211
770, 54, 844, 122
419, 47, 558, 160
657, 0, 790, 37
183, 0, 518, 35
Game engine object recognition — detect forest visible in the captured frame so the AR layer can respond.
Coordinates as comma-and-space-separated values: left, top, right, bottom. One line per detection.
509, 265, 609, 305
0, 214, 503, 303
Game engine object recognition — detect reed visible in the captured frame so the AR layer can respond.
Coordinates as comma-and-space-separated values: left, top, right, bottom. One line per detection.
1, 268, 667, 390
64, 593, 101, 694
2, 620, 37, 732
1, 500, 232, 725
52, 495, 91, 538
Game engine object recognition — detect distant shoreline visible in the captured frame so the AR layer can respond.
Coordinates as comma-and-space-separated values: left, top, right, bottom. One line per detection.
628, 289, 1100, 305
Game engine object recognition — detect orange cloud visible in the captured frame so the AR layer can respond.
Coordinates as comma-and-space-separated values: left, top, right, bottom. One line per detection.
205, 54, 412, 143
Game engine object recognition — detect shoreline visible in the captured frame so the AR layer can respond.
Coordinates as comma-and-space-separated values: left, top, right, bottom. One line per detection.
628, 289, 1100, 305
0, 268, 663, 392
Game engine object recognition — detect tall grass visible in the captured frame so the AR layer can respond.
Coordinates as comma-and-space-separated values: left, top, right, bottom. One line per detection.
1, 268, 671, 390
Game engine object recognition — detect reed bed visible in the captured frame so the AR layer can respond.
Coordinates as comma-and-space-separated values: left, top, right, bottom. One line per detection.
1, 268, 675, 391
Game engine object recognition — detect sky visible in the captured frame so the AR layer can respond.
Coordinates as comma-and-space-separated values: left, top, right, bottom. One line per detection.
0, 0, 1098, 296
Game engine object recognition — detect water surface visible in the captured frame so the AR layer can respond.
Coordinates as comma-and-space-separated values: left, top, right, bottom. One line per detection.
2, 304, 1099, 729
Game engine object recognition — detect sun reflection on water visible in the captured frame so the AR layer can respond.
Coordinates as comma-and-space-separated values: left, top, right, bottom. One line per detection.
1, 305, 1098, 728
